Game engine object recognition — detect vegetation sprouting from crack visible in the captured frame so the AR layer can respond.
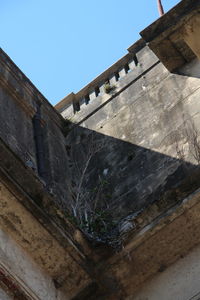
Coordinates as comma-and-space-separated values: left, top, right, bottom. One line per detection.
174, 119, 200, 166
104, 81, 116, 94
65, 130, 121, 246
62, 117, 200, 249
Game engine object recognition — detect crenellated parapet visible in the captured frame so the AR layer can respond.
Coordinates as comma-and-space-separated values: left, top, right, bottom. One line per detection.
55, 39, 158, 122
56, 0, 200, 129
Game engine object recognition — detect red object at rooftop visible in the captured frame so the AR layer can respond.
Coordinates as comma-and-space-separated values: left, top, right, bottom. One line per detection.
157, 0, 164, 16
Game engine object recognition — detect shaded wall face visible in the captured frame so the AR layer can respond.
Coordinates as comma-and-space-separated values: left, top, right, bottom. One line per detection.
64, 50, 200, 220
0, 50, 73, 209
39, 105, 72, 204
0, 86, 37, 170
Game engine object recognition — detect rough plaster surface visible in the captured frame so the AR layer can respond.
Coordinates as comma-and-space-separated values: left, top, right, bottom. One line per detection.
0, 228, 66, 300
0, 48, 95, 299
0, 181, 90, 298
0, 288, 11, 300
0, 86, 37, 169
130, 243, 200, 300
0, 48, 73, 209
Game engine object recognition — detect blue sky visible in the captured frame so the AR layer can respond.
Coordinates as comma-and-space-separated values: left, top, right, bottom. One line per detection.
1, 0, 180, 105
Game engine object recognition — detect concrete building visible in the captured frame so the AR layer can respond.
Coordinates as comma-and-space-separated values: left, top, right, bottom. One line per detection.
1, 0, 200, 298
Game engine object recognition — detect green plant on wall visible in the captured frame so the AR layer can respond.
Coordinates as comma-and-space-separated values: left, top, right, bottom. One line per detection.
104, 81, 116, 94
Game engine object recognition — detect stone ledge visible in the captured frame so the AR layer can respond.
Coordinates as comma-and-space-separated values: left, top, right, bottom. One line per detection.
140, 0, 200, 71
0, 136, 95, 298
141, 0, 199, 42
97, 186, 200, 298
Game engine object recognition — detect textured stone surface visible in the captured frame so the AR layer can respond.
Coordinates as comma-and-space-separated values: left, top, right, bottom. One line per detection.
130, 243, 200, 300
0, 48, 94, 299
93, 187, 200, 299
0, 228, 64, 300
63, 49, 200, 220
2, 1, 200, 299
0, 48, 73, 208
140, 0, 198, 71
0, 288, 11, 300
0, 181, 91, 298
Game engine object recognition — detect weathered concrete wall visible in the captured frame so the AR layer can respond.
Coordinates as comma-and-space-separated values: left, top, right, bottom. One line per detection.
130, 242, 200, 300
0, 177, 92, 298
0, 288, 11, 300
1, 1, 200, 299
0, 49, 95, 299
60, 44, 200, 221
0, 48, 73, 207
0, 228, 65, 300
0, 85, 37, 170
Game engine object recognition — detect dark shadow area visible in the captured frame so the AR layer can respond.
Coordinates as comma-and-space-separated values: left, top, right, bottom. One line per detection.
174, 58, 200, 79
64, 121, 200, 234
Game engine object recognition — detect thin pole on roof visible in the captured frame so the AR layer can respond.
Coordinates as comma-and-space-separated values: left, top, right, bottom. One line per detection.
157, 0, 164, 16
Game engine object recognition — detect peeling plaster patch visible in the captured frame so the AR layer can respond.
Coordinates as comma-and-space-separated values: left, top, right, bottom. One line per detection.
0, 228, 58, 300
